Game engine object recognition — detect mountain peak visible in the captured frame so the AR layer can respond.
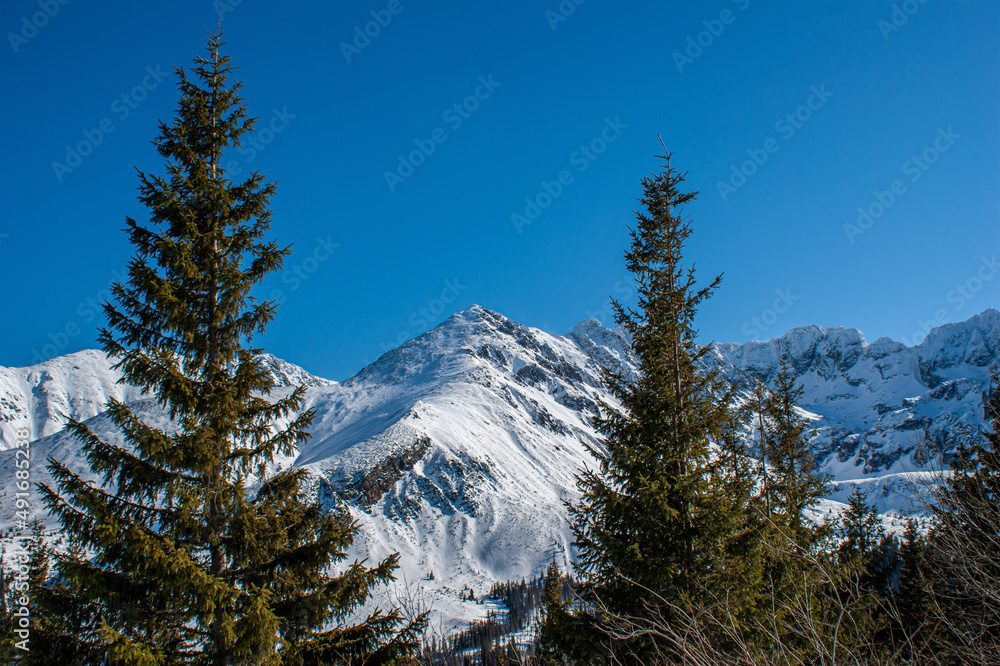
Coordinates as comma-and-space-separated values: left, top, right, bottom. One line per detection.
444, 303, 492, 326
0, 350, 330, 448
0, 307, 996, 631
256, 353, 336, 388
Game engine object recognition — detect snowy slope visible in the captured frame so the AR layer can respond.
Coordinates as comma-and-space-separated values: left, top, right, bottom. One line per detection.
0, 351, 333, 451
707, 308, 999, 512
0, 349, 147, 450
0, 306, 995, 630
285, 306, 628, 629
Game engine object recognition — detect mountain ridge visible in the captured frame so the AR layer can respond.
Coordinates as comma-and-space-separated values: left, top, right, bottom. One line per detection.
0, 306, 996, 630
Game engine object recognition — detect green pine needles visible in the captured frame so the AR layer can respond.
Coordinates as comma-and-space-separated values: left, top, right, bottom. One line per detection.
565, 146, 837, 665
32, 33, 424, 665
569, 145, 739, 662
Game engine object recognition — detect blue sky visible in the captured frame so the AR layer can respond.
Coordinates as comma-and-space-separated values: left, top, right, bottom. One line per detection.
2, 0, 998, 381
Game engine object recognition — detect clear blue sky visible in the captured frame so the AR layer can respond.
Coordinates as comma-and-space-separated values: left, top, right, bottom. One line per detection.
3, 0, 998, 381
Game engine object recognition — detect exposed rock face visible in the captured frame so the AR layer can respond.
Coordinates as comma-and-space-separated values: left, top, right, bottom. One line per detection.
0, 306, 995, 629
346, 434, 433, 506
706, 309, 998, 486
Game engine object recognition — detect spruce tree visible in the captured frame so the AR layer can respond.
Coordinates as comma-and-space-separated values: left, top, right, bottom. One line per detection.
746, 377, 772, 513
930, 369, 1000, 662
23, 523, 103, 665
0, 548, 10, 663
897, 519, 928, 626
895, 518, 934, 658
0, 524, 63, 663
765, 360, 830, 552
829, 486, 894, 659
837, 486, 894, 602
746, 362, 833, 660
569, 145, 741, 663
838, 487, 884, 563
535, 558, 569, 665
35, 32, 424, 665
710, 398, 769, 644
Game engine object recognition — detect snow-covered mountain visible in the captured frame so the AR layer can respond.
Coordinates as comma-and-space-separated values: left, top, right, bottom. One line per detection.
0, 350, 333, 451
0, 306, 995, 630
706, 308, 999, 512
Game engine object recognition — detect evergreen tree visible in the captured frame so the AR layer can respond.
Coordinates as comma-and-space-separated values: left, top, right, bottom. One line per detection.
568, 145, 741, 663
35, 32, 424, 665
839, 487, 884, 562
0, 544, 15, 663
838, 485, 893, 600
534, 558, 568, 665
765, 360, 830, 552
746, 377, 772, 513
895, 518, 934, 657
829, 486, 894, 659
745, 362, 833, 661
897, 519, 928, 625
23, 523, 104, 665
710, 399, 770, 645
930, 368, 1000, 662
0, 526, 63, 663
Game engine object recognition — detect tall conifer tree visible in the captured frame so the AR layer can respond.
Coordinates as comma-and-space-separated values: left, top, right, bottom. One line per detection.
22, 522, 102, 665
838, 487, 885, 568
895, 517, 935, 659
535, 558, 570, 666
569, 145, 740, 663
764, 361, 829, 552
930, 369, 1000, 662
35, 33, 424, 665
739, 362, 834, 661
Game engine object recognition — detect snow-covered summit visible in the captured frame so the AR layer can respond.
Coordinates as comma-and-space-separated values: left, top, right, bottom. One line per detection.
0, 350, 331, 450
256, 352, 337, 389
0, 307, 995, 629
708, 309, 998, 510
0, 349, 146, 449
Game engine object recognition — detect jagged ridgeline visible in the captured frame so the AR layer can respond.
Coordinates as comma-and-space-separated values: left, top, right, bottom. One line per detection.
0, 305, 997, 630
